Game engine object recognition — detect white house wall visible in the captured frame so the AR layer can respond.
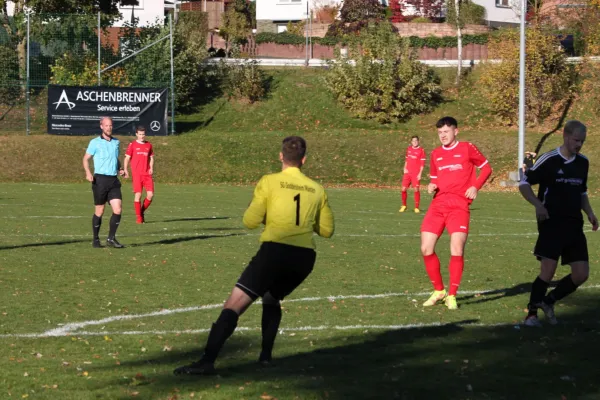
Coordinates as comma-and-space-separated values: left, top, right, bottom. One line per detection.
471, 0, 519, 25
114, 0, 166, 27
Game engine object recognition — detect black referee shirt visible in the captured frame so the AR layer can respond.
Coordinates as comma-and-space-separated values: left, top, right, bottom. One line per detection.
521, 148, 588, 221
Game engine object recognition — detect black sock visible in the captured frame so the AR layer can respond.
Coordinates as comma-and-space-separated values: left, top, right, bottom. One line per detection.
202, 308, 239, 363
544, 274, 578, 305
108, 213, 121, 239
527, 276, 549, 317
92, 215, 102, 240
260, 303, 282, 362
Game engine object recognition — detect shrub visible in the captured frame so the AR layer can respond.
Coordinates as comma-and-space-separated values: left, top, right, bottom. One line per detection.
222, 59, 267, 103
50, 53, 129, 86
286, 21, 306, 36
0, 44, 21, 105
325, 21, 441, 123
478, 28, 574, 125
411, 16, 432, 23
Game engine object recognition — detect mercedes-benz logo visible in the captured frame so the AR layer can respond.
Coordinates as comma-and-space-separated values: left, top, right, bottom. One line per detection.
150, 121, 161, 131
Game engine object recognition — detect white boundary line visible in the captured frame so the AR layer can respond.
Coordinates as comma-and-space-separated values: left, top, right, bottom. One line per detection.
1, 322, 513, 339
0, 285, 597, 339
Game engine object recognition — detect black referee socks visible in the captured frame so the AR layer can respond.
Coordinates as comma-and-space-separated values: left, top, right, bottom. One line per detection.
92, 215, 102, 240
544, 274, 578, 305
203, 308, 239, 363
260, 303, 282, 362
108, 213, 121, 239
528, 276, 549, 316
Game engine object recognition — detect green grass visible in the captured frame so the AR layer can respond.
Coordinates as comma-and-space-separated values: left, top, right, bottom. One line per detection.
2, 183, 600, 399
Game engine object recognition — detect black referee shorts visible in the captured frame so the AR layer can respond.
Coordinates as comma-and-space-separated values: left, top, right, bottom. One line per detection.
236, 242, 317, 301
534, 219, 588, 265
92, 174, 122, 205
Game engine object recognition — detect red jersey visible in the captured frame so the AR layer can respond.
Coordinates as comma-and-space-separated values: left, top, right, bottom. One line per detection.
126, 140, 154, 176
405, 146, 426, 174
429, 141, 489, 199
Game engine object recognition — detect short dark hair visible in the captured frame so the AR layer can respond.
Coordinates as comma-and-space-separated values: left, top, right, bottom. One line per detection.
282, 136, 307, 167
563, 120, 586, 136
411, 135, 419, 140
136, 125, 146, 132
436, 116, 458, 129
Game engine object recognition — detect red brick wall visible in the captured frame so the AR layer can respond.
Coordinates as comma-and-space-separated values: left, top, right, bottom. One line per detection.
239, 39, 488, 60
393, 23, 490, 37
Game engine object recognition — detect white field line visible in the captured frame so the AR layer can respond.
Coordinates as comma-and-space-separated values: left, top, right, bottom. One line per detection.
7, 284, 595, 338
1, 322, 514, 339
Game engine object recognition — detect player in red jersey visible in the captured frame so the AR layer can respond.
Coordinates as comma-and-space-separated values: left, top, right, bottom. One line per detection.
400, 135, 426, 213
420, 117, 493, 309
123, 126, 155, 224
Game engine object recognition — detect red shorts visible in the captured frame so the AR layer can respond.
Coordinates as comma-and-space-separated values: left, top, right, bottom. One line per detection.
401, 174, 420, 188
421, 195, 470, 236
132, 175, 154, 193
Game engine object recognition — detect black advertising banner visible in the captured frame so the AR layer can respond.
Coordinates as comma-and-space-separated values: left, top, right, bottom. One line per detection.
47, 85, 168, 136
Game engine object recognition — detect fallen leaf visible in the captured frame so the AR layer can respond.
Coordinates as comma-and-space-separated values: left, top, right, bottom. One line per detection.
83, 371, 89, 377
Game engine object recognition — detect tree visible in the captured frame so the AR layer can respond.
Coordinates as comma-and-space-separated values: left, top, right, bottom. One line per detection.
405, 0, 444, 20
389, 0, 405, 22
0, 0, 125, 92
219, 0, 252, 52
478, 27, 574, 125
339, 0, 385, 22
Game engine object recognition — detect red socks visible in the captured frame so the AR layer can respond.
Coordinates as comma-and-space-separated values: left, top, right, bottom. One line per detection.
134, 201, 142, 218
414, 191, 421, 209
449, 255, 464, 296
424, 254, 465, 295
401, 191, 408, 206
423, 253, 444, 291
142, 198, 152, 212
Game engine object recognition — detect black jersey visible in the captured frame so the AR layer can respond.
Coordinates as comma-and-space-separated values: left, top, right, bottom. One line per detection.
521, 148, 588, 221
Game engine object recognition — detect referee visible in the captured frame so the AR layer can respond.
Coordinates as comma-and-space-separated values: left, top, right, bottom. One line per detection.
174, 136, 335, 375
519, 120, 598, 327
82, 116, 128, 248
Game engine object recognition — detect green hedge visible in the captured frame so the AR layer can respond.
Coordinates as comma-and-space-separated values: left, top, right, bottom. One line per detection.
254, 32, 489, 49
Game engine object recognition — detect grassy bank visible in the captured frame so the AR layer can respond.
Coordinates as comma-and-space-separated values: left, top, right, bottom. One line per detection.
1, 68, 597, 187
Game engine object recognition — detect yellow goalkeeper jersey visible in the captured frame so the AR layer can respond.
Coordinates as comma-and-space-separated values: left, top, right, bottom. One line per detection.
243, 167, 335, 249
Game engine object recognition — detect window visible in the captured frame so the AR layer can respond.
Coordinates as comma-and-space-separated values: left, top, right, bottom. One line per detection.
495, 0, 510, 7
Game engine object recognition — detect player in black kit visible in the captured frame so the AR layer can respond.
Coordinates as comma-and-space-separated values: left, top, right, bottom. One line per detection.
519, 120, 598, 327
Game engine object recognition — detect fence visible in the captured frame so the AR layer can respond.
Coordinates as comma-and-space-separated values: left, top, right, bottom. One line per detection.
0, 12, 174, 135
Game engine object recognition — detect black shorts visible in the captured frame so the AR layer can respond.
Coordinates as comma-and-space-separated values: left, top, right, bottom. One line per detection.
236, 242, 317, 301
92, 174, 122, 205
534, 219, 588, 265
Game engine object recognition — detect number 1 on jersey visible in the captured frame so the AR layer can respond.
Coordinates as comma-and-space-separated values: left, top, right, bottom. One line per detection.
294, 193, 300, 226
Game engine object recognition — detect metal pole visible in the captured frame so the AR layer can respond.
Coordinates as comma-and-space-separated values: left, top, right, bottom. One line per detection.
169, 13, 175, 135
98, 12, 101, 86
305, 1, 309, 66
26, 12, 30, 136
309, 6, 313, 59
517, 0, 527, 178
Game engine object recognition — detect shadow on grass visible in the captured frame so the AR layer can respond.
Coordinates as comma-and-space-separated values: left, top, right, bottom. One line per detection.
155, 217, 231, 223
93, 294, 600, 399
128, 233, 245, 247
0, 239, 88, 250
459, 282, 532, 306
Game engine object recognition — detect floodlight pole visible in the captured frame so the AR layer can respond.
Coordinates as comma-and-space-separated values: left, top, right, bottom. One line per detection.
98, 12, 101, 86
169, 13, 175, 135
517, 0, 527, 179
26, 11, 30, 136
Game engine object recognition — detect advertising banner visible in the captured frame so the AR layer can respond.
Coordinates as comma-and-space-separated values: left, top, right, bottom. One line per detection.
47, 85, 168, 135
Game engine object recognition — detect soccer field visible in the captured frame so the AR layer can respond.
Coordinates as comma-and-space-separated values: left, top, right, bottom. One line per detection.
1, 183, 600, 400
